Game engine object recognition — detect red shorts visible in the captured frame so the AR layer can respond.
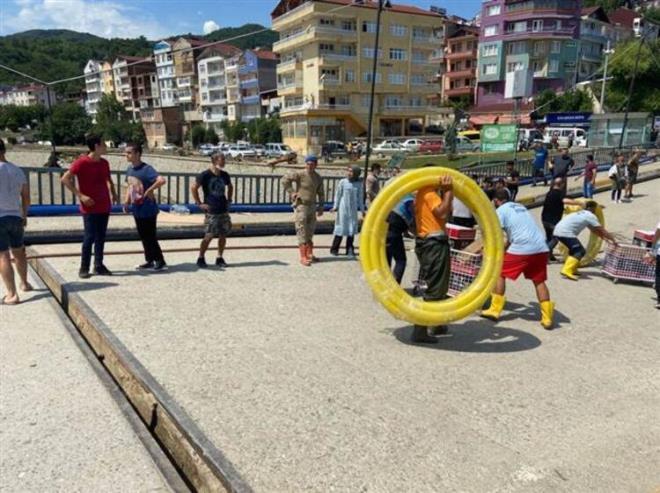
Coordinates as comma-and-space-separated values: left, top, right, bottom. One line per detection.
501, 252, 549, 283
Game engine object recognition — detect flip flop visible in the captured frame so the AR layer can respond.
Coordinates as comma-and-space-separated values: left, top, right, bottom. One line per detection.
2, 295, 20, 305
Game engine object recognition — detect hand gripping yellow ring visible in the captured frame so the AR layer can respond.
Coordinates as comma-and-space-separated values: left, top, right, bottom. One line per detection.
359, 167, 504, 326
558, 200, 605, 267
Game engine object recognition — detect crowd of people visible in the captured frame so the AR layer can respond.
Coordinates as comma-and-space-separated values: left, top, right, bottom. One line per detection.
1, 137, 658, 322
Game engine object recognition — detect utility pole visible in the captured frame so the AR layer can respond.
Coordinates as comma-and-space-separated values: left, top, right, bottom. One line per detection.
618, 35, 645, 149
363, 0, 390, 198
600, 40, 614, 114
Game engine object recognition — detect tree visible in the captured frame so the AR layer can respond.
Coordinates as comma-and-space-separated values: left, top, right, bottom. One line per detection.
604, 38, 660, 112
533, 88, 595, 116
0, 104, 47, 132
188, 124, 207, 147
38, 103, 91, 145
205, 127, 219, 145
245, 117, 282, 144
582, 0, 628, 11
92, 93, 144, 145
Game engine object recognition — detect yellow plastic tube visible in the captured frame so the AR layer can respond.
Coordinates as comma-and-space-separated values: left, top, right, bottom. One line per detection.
359, 167, 504, 326
558, 201, 605, 267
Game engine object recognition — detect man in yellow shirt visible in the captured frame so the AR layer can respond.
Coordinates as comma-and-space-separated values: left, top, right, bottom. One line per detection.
413, 174, 454, 343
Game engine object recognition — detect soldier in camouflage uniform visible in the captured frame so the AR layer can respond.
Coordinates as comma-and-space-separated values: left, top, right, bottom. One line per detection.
282, 155, 325, 266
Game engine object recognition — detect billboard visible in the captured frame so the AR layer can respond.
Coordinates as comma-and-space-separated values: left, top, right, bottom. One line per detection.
504, 70, 533, 99
481, 124, 518, 153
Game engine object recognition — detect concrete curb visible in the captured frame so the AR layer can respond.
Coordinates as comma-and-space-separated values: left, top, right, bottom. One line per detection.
27, 252, 254, 493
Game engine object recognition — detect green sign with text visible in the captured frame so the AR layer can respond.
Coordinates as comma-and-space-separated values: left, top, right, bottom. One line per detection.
481, 124, 518, 152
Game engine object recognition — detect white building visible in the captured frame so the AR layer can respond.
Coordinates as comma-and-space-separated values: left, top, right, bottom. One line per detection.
0, 84, 54, 107
154, 40, 178, 107
84, 59, 104, 117
196, 43, 241, 130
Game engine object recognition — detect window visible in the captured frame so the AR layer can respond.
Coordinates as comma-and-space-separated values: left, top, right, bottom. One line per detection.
390, 24, 407, 37
410, 96, 422, 107
341, 20, 356, 31
549, 59, 559, 72
507, 61, 524, 73
363, 47, 382, 58
483, 63, 497, 75
487, 5, 501, 16
412, 50, 429, 64
482, 44, 498, 57
534, 41, 545, 55
506, 41, 526, 55
413, 27, 429, 39
385, 95, 402, 107
345, 69, 355, 82
388, 73, 406, 85
362, 21, 377, 33
532, 60, 544, 75
319, 18, 334, 26
361, 94, 371, 107
389, 48, 407, 61
484, 25, 498, 37
411, 73, 426, 85
532, 20, 542, 32
340, 45, 356, 57
363, 72, 382, 83
319, 43, 334, 54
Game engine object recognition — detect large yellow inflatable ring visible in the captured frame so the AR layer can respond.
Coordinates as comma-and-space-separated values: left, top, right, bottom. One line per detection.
558, 200, 605, 267
359, 167, 504, 326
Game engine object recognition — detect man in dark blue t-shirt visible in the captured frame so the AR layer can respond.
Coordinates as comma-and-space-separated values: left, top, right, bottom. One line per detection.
123, 143, 167, 271
191, 153, 233, 268
531, 142, 548, 187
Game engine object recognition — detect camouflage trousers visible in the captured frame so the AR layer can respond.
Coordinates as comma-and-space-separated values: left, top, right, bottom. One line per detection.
294, 204, 317, 244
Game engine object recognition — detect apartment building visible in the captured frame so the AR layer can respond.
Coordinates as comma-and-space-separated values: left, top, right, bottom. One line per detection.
271, 0, 445, 155
112, 56, 158, 120
442, 25, 479, 105
101, 61, 115, 96
172, 37, 206, 132
476, 0, 581, 111
197, 43, 241, 130
0, 84, 55, 107
84, 60, 104, 117
236, 49, 278, 123
609, 7, 659, 40
140, 106, 183, 148
154, 39, 178, 107
578, 7, 623, 82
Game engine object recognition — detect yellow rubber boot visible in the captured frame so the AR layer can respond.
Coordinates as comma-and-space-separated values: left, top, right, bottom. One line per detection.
540, 300, 555, 330
481, 294, 506, 321
560, 256, 580, 281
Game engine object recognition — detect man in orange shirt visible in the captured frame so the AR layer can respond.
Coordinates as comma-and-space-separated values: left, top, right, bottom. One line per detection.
412, 174, 454, 343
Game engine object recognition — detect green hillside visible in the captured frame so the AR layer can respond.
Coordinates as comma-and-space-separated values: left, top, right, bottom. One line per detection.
0, 24, 277, 94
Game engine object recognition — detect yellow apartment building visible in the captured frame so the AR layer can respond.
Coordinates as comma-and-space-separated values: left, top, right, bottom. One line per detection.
271, 0, 446, 155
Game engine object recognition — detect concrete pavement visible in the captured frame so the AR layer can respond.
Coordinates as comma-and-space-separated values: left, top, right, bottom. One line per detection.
24, 180, 660, 491
0, 271, 175, 492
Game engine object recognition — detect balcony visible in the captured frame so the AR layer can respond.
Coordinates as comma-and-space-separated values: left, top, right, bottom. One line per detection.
207, 81, 226, 90
503, 26, 576, 39
445, 87, 474, 97
183, 110, 203, 121
240, 77, 259, 89
319, 77, 341, 88
319, 53, 357, 62
242, 94, 260, 105
203, 111, 227, 123
277, 59, 302, 73
412, 35, 444, 45
446, 49, 478, 61
273, 26, 357, 52
446, 68, 476, 79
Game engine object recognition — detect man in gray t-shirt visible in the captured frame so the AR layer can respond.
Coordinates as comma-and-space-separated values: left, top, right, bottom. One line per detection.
0, 138, 32, 304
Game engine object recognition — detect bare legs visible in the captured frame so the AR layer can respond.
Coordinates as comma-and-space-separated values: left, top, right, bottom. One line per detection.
0, 247, 33, 304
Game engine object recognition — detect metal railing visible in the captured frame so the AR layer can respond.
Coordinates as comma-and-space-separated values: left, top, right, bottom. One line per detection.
22, 167, 351, 208
459, 146, 654, 180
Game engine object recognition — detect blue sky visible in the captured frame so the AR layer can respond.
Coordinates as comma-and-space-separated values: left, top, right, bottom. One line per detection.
0, 0, 483, 39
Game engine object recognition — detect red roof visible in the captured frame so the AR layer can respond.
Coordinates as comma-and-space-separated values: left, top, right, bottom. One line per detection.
608, 7, 638, 28
254, 49, 278, 60
198, 42, 242, 59
272, 0, 444, 19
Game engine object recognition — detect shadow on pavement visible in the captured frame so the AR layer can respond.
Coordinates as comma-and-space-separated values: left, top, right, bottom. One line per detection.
393, 320, 542, 353
63, 281, 119, 292
498, 300, 571, 326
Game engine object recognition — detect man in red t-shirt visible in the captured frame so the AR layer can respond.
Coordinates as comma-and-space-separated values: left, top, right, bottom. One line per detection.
61, 135, 117, 278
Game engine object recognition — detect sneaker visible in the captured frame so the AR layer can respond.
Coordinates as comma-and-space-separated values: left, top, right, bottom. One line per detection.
215, 257, 228, 267
136, 261, 154, 270
78, 270, 91, 279
93, 265, 113, 276
196, 257, 208, 268
152, 261, 167, 272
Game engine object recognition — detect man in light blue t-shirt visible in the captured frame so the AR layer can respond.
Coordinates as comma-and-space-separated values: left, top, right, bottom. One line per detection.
0, 138, 33, 305
553, 201, 617, 281
482, 189, 554, 330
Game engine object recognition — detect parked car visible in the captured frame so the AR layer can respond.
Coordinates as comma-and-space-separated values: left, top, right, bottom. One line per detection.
424, 124, 444, 135
543, 127, 588, 148
401, 138, 425, 152
161, 143, 177, 151
227, 144, 256, 159
198, 144, 215, 156
418, 140, 444, 154
321, 140, 348, 161
450, 135, 480, 153
251, 144, 266, 157
373, 141, 408, 157
517, 128, 544, 151
458, 130, 481, 142
265, 142, 296, 159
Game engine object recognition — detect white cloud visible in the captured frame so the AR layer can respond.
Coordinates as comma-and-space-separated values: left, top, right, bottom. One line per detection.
4, 0, 169, 39
203, 20, 219, 35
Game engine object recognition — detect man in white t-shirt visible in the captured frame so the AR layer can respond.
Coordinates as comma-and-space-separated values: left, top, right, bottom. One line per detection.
0, 138, 32, 305
450, 197, 475, 228
552, 200, 618, 280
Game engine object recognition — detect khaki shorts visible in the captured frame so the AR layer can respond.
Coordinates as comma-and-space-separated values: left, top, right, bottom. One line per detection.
204, 213, 232, 237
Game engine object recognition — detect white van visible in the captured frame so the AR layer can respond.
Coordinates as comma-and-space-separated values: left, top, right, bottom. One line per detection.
543, 127, 588, 148
265, 143, 295, 158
